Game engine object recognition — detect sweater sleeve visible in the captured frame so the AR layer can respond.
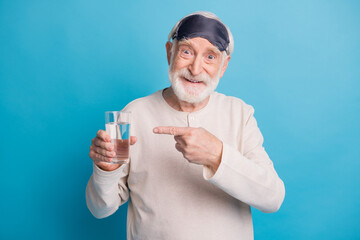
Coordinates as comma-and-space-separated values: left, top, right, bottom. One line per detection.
85, 163, 130, 218
203, 107, 285, 213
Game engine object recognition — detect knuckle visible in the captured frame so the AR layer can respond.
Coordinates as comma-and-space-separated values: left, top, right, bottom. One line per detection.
110, 151, 115, 157
99, 130, 107, 140
95, 139, 104, 148
104, 133, 110, 141
92, 151, 98, 159
96, 139, 103, 148
94, 146, 101, 154
99, 147, 104, 154
188, 128, 195, 136
185, 137, 193, 145
100, 147, 107, 155
175, 142, 180, 149
99, 148, 105, 155
93, 138, 99, 146
102, 155, 110, 162
90, 151, 97, 160
96, 153, 103, 161
92, 146, 97, 153
101, 140, 107, 148
107, 142, 113, 150
102, 149, 110, 156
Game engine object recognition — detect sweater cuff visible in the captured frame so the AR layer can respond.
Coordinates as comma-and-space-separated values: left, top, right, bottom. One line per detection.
203, 143, 228, 181
92, 163, 127, 184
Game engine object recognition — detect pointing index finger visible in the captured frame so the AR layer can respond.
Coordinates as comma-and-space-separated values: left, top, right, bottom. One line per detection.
153, 126, 189, 136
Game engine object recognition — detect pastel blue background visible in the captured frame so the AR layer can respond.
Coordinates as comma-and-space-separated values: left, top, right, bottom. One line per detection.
1, 0, 359, 239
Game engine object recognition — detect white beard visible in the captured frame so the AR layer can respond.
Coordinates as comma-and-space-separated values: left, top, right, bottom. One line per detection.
168, 67, 221, 104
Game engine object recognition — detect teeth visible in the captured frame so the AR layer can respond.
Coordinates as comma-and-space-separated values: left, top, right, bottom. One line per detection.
186, 78, 200, 83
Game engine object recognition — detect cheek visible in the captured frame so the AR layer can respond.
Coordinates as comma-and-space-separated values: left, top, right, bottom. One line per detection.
172, 63, 186, 73
172, 56, 191, 70
205, 66, 220, 78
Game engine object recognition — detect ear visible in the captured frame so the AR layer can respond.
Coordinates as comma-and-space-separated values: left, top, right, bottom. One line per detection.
219, 55, 231, 79
165, 41, 173, 65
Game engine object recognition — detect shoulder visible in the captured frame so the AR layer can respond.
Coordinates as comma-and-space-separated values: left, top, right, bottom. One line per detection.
211, 91, 254, 115
122, 90, 162, 112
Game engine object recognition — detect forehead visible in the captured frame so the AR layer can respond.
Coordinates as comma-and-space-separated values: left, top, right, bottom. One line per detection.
177, 37, 221, 53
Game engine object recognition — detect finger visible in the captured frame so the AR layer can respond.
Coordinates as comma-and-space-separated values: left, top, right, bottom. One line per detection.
175, 142, 183, 152
97, 130, 111, 142
153, 126, 190, 136
93, 137, 114, 151
93, 145, 115, 158
174, 135, 186, 146
89, 149, 113, 162
130, 136, 137, 145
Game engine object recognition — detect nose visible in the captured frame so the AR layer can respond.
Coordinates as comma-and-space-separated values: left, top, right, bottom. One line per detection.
188, 55, 203, 76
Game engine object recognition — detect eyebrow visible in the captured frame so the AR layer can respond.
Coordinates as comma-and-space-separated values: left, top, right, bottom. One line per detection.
177, 39, 193, 48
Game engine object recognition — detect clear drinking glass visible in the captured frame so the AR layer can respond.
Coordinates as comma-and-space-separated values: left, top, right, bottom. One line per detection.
105, 111, 131, 164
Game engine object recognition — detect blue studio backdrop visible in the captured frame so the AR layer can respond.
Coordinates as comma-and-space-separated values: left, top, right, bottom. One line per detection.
0, 1, 359, 239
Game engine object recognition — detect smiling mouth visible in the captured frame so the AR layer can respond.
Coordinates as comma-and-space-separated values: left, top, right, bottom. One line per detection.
183, 77, 202, 83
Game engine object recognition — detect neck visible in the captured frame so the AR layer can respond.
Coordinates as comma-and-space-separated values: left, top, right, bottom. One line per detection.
162, 87, 210, 112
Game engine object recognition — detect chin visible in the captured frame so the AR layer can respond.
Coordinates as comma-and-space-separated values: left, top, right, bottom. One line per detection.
168, 69, 220, 104
173, 83, 213, 103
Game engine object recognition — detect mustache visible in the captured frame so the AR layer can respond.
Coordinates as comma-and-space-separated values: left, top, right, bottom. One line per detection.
173, 68, 211, 83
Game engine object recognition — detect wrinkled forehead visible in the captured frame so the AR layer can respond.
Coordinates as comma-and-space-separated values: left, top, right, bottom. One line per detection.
172, 14, 229, 52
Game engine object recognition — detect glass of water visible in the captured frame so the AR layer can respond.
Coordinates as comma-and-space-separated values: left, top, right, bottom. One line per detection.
105, 111, 131, 164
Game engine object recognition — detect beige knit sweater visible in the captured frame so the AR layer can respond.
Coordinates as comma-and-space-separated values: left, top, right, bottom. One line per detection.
86, 89, 285, 240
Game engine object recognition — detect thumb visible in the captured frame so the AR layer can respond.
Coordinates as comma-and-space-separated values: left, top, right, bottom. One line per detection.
130, 136, 137, 145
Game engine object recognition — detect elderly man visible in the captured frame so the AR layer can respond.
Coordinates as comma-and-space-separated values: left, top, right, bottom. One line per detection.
86, 11, 285, 240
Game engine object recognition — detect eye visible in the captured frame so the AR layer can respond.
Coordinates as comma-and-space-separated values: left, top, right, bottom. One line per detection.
207, 54, 215, 60
179, 47, 193, 58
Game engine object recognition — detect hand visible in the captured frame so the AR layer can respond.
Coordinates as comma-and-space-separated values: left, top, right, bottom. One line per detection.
153, 126, 223, 173
89, 130, 137, 171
